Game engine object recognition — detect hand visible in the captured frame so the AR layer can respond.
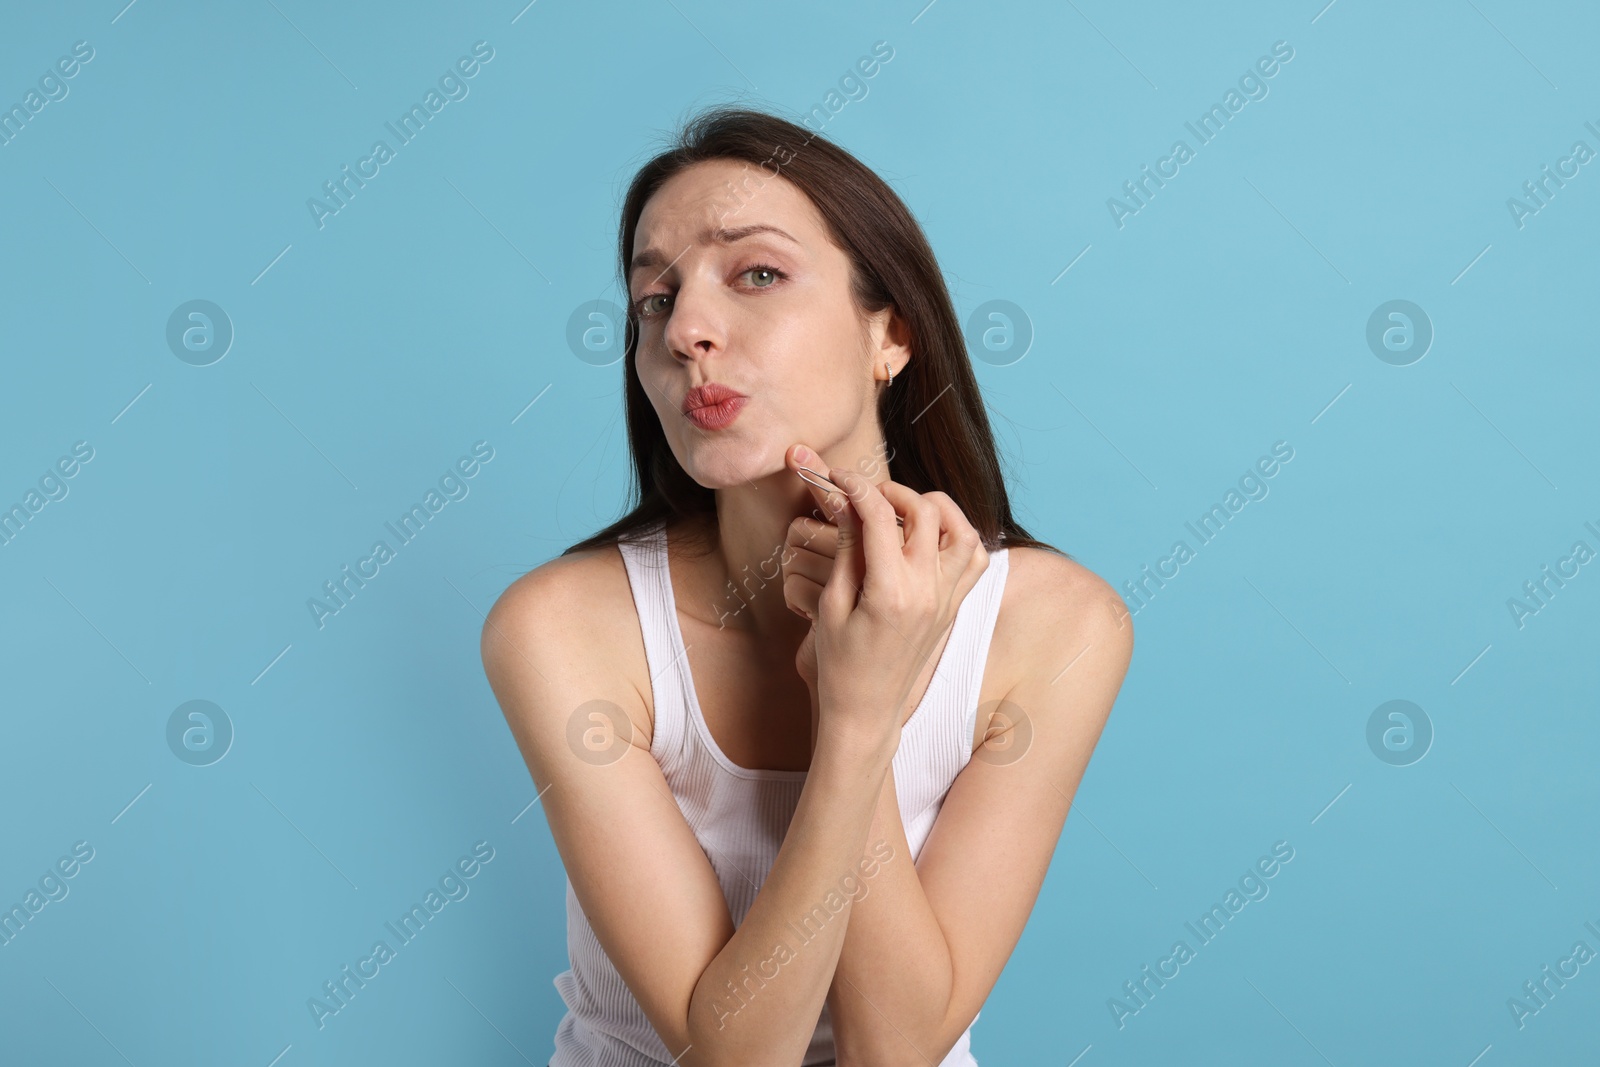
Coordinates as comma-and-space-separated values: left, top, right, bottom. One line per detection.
779, 512, 838, 694
780, 452, 871, 694
781, 444, 989, 740
780, 465, 898, 694
776, 503, 837, 754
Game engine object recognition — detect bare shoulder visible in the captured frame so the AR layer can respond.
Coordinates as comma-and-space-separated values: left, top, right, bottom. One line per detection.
480, 543, 653, 749
991, 545, 1134, 697
483, 544, 629, 633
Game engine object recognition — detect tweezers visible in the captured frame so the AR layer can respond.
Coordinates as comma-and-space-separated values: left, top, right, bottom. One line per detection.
794, 465, 904, 526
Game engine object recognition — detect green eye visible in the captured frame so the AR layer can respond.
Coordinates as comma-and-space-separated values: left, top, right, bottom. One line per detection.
634, 265, 783, 318
636, 294, 670, 316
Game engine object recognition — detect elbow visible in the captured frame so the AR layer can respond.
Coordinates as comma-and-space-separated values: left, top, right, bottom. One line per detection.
837, 1034, 961, 1067
834, 1008, 961, 1067
681, 1008, 814, 1067
833, 956, 960, 1066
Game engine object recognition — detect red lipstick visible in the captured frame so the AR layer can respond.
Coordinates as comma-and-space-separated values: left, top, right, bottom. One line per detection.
682, 383, 748, 430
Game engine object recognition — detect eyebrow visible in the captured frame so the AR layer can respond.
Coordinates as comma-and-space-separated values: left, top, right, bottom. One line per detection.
629, 224, 800, 280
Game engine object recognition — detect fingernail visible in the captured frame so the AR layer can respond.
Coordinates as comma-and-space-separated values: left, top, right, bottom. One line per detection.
794, 445, 813, 464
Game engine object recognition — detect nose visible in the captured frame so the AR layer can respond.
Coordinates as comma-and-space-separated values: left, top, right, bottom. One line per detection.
661, 278, 725, 364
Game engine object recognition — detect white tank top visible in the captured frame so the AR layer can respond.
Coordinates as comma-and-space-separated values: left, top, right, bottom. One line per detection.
550, 518, 1010, 1067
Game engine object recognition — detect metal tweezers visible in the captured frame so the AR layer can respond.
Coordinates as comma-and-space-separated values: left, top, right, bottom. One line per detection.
794, 465, 904, 526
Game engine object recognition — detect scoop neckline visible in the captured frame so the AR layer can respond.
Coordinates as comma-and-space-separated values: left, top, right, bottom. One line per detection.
652, 520, 979, 782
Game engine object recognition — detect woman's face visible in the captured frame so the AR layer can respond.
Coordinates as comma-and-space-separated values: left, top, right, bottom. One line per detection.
629, 158, 900, 490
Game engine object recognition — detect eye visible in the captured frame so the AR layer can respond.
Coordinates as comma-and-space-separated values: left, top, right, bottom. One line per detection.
740, 265, 784, 288
631, 263, 787, 320
633, 292, 671, 318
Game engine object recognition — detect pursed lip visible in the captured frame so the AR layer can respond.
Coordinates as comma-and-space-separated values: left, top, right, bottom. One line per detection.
682, 382, 747, 414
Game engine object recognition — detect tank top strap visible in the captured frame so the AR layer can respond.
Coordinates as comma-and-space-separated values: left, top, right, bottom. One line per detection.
614, 520, 687, 773
943, 547, 1012, 759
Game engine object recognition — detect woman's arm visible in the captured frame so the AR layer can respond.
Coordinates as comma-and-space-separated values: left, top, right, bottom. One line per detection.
481, 553, 904, 1067
822, 556, 1134, 1066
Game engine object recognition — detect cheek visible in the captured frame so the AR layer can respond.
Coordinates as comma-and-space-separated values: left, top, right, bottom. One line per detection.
760, 319, 860, 396
636, 363, 696, 450
634, 348, 673, 404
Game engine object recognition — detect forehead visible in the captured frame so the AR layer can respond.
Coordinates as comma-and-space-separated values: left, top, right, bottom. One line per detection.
634, 158, 826, 249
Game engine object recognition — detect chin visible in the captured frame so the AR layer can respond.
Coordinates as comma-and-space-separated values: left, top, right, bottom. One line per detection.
685, 463, 768, 491
679, 443, 777, 489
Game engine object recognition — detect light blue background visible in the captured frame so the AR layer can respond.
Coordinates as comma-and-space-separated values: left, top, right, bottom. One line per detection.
2, 1, 1596, 1064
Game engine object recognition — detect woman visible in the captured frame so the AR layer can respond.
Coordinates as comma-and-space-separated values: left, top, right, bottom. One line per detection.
482, 106, 1133, 1067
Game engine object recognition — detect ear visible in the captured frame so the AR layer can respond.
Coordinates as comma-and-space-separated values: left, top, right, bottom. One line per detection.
868, 304, 912, 381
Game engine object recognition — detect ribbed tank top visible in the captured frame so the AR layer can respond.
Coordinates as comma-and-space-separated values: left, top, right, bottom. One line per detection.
550, 519, 1010, 1067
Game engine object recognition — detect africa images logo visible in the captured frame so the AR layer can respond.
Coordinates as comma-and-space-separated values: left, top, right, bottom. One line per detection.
307, 841, 495, 1030
306, 42, 495, 230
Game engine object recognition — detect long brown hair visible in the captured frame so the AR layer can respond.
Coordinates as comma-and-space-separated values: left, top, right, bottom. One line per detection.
562, 105, 1062, 560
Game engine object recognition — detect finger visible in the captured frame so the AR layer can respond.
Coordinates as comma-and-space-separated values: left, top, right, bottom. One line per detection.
818, 473, 866, 624
920, 490, 987, 578
829, 467, 902, 596
782, 520, 838, 624
875, 480, 940, 563
783, 570, 824, 622
781, 539, 834, 589
787, 444, 847, 518
787, 515, 839, 561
